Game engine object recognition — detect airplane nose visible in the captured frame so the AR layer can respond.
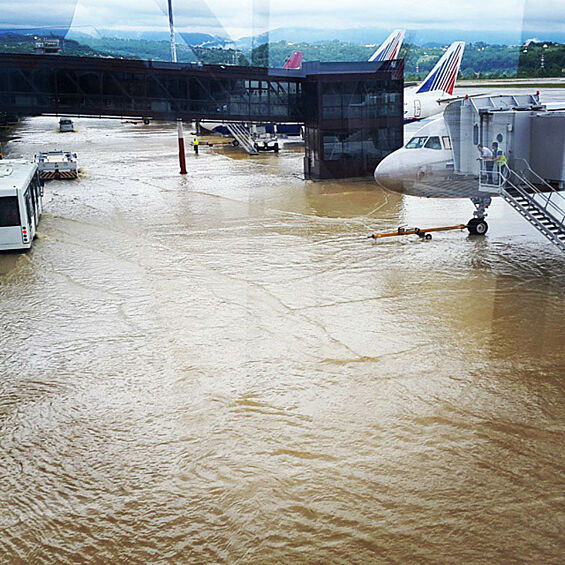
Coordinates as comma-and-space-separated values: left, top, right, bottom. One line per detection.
374, 155, 403, 192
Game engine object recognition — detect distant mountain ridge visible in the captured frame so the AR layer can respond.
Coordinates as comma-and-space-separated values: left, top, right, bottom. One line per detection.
0, 28, 233, 48
67, 29, 232, 48
3, 25, 564, 48
236, 27, 565, 47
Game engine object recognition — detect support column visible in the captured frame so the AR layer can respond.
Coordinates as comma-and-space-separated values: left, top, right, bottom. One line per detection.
177, 118, 187, 175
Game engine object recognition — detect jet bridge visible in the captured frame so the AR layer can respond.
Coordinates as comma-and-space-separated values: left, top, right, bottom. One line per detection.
444, 93, 565, 186
444, 94, 565, 250
0, 53, 404, 180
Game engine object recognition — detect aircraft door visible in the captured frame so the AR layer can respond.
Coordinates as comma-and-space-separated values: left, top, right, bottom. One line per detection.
414, 100, 422, 118
483, 113, 512, 161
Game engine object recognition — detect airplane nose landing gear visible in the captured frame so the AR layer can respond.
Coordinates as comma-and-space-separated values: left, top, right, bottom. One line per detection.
467, 217, 489, 235
468, 196, 492, 235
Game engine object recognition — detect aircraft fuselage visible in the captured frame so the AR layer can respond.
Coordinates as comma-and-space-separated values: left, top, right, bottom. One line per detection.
403, 87, 451, 123
374, 117, 499, 199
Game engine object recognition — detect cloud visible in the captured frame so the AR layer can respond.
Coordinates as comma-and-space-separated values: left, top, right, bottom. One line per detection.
0, 0, 563, 38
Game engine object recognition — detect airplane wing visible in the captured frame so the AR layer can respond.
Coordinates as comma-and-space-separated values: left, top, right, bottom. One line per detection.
436, 93, 487, 105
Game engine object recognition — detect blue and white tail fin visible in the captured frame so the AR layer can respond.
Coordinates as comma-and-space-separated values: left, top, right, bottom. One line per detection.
416, 41, 465, 95
368, 29, 405, 62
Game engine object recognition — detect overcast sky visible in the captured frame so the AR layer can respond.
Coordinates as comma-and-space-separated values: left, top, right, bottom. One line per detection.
1, 0, 563, 40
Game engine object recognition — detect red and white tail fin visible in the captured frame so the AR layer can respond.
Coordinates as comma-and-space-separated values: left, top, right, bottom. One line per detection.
368, 29, 405, 62
283, 51, 303, 70
416, 41, 465, 95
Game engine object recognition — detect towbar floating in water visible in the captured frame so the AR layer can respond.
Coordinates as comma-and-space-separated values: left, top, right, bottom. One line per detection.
369, 224, 468, 241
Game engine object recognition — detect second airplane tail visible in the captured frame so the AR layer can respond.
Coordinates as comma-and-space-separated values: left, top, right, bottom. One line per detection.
416, 41, 466, 95
368, 29, 406, 62
283, 51, 303, 70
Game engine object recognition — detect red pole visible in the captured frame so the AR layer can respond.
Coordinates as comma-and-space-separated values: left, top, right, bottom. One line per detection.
177, 119, 187, 174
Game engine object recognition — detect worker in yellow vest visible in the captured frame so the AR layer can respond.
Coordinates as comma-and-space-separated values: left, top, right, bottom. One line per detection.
193, 137, 199, 155
491, 142, 508, 185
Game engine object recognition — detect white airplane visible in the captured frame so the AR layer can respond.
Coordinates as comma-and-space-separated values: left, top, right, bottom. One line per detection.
374, 116, 498, 234
403, 41, 466, 123
369, 29, 405, 62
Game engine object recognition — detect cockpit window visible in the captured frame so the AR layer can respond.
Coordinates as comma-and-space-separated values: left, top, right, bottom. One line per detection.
424, 136, 442, 150
405, 136, 427, 149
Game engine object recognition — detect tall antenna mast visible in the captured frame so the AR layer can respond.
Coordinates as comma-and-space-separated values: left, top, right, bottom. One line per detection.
167, 0, 177, 63
166, 0, 187, 174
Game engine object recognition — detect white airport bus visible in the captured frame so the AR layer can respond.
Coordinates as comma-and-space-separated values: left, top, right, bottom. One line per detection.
0, 159, 44, 251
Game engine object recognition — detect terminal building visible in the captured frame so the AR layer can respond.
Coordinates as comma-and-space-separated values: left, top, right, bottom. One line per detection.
302, 62, 403, 179
33, 37, 63, 55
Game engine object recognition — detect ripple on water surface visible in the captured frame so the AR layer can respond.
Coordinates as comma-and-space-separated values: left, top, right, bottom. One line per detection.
0, 115, 564, 564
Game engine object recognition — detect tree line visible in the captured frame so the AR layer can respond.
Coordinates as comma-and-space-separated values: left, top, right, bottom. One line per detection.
1, 34, 563, 79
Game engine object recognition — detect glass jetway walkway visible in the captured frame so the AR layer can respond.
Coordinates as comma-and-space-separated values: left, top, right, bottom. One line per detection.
0, 53, 404, 179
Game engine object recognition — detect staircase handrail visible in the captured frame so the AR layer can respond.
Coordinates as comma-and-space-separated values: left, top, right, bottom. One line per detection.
511, 158, 565, 217
506, 166, 565, 228
513, 157, 563, 194
227, 122, 258, 154
501, 176, 565, 249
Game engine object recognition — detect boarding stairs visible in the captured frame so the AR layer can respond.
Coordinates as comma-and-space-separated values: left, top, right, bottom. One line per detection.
480, 159, 565, 251
226, 123, 258, 155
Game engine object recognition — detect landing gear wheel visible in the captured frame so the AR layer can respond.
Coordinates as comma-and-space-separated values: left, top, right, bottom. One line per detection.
424, 233, 432, 240
232, 139, 239, 147
467, 218, 488, 235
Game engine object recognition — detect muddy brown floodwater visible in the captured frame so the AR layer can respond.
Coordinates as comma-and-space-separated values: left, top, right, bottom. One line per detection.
1, 113, 564, 564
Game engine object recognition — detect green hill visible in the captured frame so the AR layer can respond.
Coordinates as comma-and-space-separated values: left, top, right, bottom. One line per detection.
1, 34, 563, 79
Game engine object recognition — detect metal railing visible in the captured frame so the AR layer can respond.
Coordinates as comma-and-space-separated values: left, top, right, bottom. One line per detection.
226, 123, 258, 155
479, 158, 565, 227
511, 158, 565, 227
491, 162, 565, 250
478, 158, 506, 192
501, 184, 565, 251
477, 157, 565, 249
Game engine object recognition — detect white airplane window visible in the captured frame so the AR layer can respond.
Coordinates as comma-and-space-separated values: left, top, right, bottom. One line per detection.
424, 136, 442, 150
405, 136, 427, 149
442, 136, 452, 150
